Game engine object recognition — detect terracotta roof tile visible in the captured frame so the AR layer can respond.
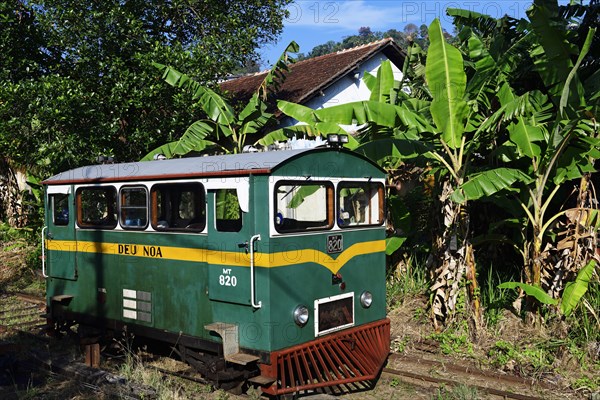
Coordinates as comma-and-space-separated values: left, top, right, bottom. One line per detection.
220, 38, 405, 108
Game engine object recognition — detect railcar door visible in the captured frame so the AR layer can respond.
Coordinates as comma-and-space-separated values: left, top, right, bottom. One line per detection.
207, 186, 256, 306
44, 185, 78, 280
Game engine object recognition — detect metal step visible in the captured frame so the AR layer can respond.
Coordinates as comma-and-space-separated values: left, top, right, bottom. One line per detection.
51, 295, 74, 304
248, 374, 277, 386
225, 352, 259, 365
205, 322, 259, 365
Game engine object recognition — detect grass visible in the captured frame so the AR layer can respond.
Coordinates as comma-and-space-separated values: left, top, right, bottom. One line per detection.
487, 340, 556, 377
114, 333, 218, 400
433, 384, 479, 400
566, 281, 600, 344
118, 346, 194, 400
386, 253, 429, 309
426, 331, 474, 357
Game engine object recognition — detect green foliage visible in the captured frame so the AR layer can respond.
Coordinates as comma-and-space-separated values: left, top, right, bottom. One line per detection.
426, 331, 473, 356
481, 267, 515, 327
498, 260, 598, 318
561, 259, 597, 316
0, 222, 23, 242
451, 168, 531, 203
215, 190, 241, 221
143, 41, 299, 158
389, 377, 402, 388
566, 279, 600, 346
497, 282, 558, 306
385, 237, 407, 256
425, 19, 468, 149
385, 195, 411, 256
386, 254, 429, 308
258, 41, 300, 100
488, 340, 556, 376
0, 0, 291, 175
433, 384, 479, 400
572, 375, 600, 392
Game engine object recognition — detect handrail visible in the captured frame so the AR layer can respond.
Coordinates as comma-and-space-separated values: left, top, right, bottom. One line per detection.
249, 234, 262, 309
41, 226, 48, 278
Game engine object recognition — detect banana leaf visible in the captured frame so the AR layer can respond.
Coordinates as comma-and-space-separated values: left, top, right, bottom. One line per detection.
425, 19, 468, 149
561, 259, 597, 316
153, 63, 235, 127
369, 60, 395, 103
141, 121, 218, 161
498, 282, 558, 305
508, 121, 544, 158
560, 27, 595, 115
354, 138, 433, 165
386, 236, 407, 256
451, 168, 531, 203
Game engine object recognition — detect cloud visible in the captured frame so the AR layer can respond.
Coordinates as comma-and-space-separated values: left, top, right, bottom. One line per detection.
283, 1, 410, 31
283, 0, 534, 32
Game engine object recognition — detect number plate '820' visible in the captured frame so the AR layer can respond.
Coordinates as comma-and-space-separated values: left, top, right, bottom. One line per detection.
326, 234, 343, 254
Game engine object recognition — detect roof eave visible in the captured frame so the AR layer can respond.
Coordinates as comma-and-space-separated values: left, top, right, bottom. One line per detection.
294, 39, 406, 107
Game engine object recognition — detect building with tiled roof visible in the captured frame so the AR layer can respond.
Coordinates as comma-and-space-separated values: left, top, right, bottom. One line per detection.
220, 38, 405, 127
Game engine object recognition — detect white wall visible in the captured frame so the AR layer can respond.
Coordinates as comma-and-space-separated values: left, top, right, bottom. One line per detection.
279, 52, 403, 130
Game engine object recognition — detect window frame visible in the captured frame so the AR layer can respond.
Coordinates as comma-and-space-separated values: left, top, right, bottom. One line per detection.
336, 181, 385, 229
213, 189, 243, 233
150, 182, 206, 233
76, 186, 118, 229
119, 186, 149, 230
50, 193, 70, 226
273, 180, 334, 234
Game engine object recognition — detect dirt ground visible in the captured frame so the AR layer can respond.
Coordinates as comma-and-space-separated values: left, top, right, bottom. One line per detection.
1, 241, 599, 399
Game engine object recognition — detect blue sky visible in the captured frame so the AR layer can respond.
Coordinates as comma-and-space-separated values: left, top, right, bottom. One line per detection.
259, 0, 537, 66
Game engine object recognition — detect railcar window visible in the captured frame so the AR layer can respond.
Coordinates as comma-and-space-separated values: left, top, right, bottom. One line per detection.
151, 183, 205, 232
215, 189, 242, 232
337, 182, 385, 228
51, 194, 69, 226
274, 182, 334, 233
76, 187, 117, 229
120, 187, 148, 229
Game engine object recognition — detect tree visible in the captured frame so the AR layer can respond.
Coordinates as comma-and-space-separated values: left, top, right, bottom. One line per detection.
403, 23, 418, 36
358, 26, 374, 38
0, 1, 48, 83
0, 0, 291, 176
299, 24, 437, 62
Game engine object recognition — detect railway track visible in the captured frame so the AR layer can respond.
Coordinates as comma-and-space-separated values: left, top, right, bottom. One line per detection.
0, 292, 573, 399
383, 352, 562, 400
0, 292, 47, 334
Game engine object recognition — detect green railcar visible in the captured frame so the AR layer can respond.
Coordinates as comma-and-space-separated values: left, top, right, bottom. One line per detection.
43, 146, 390, 395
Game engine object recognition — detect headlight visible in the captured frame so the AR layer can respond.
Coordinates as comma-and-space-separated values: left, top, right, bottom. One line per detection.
360, 291, 373, 308
293, 305, 309, 326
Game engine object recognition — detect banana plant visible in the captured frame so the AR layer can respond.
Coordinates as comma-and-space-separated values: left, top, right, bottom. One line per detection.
449, 2, 599, 317
416, 19, 543, 329
141, 41, 299, 160
422, 18, 483, 330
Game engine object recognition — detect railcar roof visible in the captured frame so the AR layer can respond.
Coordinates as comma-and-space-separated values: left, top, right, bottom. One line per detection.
42, 147, 383, 185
